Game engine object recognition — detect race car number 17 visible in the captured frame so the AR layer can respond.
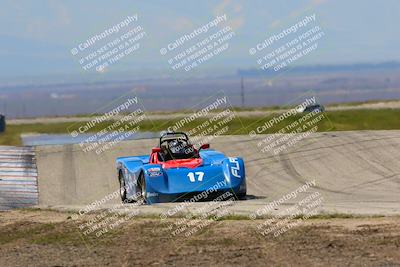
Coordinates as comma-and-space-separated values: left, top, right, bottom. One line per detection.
187, 172, 204, 182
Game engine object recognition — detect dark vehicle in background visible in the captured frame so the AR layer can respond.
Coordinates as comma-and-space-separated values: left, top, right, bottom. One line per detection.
297, 104, 325, 113
0, 114, 5, 133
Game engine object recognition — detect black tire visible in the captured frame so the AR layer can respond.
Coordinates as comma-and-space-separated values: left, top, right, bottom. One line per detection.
235, 192, 247, 200
136, 172, 147, 204
119, 171, 127, 203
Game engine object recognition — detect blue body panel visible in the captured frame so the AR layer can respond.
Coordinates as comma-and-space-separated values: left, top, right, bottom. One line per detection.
116, 149, 246, 204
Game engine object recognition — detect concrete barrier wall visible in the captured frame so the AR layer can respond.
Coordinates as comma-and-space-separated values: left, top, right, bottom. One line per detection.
0, 146, 38, 210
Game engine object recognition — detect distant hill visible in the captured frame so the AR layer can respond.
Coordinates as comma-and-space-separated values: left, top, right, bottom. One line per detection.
238, 61, 400, 76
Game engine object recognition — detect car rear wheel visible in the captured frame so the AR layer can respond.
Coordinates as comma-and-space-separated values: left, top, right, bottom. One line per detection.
236, 193, 247, 200
119, 171, 127, 203
136, 172, 146, 204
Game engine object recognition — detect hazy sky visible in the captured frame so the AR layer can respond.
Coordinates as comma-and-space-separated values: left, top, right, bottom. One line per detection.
0, 0, 399, 80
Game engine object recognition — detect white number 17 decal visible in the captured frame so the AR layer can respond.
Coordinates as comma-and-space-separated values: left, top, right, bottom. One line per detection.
187, 172, 204, 182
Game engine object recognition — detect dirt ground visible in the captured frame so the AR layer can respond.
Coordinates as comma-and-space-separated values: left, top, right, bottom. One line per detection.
0, 210, 399, 267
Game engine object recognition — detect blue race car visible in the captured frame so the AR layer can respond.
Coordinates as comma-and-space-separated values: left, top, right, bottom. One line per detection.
116, 132, 246, 204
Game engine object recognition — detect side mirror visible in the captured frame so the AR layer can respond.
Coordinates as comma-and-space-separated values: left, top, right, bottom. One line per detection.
152, 147, 161, 153
200, 144, 210, 150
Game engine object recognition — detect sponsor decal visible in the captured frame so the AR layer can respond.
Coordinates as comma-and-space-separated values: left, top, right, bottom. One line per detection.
229, 157, 241, 178
147, 167, 162, 177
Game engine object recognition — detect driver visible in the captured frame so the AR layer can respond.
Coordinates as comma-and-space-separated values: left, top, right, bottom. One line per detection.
164, 139, 198, 160
169, 139, 186, 154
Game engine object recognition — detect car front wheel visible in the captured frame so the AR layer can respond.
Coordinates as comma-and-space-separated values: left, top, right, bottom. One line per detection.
136, 172, 146, 204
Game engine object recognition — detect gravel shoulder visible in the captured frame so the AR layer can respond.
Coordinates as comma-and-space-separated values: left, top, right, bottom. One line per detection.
0, 209, 399, 266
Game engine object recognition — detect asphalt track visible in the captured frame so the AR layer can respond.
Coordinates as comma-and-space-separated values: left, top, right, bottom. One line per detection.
36, 131, 400, 216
